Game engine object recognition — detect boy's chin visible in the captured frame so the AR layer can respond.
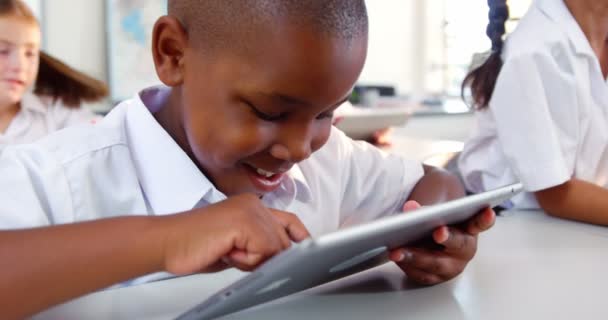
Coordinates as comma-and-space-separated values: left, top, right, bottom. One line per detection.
217, 183, 265, 198
240, 187, 266, 198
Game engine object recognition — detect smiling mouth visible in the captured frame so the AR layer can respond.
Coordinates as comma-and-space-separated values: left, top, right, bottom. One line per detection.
244, 163, 282, 179
243, 163, 288, 193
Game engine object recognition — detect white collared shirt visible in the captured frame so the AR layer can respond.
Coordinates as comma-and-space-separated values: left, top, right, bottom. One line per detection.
0, 86, 423, 284
459, 0, 608, 209
0, 92, 99, 146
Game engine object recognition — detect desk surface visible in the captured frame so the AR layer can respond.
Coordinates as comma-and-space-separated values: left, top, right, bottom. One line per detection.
383, 135, 464, 163
34, 210, 608, 320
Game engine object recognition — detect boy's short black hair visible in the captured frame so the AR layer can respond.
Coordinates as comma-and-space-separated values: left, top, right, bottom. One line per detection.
168, 0, 368, 52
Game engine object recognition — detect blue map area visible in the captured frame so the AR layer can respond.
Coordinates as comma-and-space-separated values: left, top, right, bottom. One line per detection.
121, 10, 146, 45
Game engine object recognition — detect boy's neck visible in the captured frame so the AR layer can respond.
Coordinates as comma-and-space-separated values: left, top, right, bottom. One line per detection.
0, 102, 20, 134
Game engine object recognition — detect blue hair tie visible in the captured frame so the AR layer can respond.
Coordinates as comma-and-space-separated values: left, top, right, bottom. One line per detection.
486, 0, 509, 52
487, 0, 506, 7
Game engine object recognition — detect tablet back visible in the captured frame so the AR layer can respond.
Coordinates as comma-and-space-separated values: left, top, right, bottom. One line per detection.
176, 183, 523, 320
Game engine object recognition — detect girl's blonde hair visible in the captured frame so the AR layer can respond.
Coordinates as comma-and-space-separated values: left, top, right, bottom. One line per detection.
0, 0, 108, 107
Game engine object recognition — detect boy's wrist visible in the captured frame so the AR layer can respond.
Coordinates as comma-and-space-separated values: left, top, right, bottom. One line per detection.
136, 215, 175, 274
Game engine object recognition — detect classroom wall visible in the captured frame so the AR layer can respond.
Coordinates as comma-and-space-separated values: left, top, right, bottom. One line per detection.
359, 0, 426, 97
39, 0, 429, 110
44, 0, 107, 82
42, 0, 109, 110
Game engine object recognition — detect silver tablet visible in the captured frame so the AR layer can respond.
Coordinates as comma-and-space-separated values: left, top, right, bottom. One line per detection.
176, 183, 523, 320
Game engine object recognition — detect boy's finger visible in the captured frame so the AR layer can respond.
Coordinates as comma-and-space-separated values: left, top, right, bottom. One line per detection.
391, 248, 454, 278
273, 223, 293, 250
402, 200, 421, 212
432, 225, 450, 243
268, 214, 293, 250
271, 210, 311, 242
433, 227, 477, 259
228, 251, 267, 271
467, 208, 496, 235
404, 266, 443, 286
201, 260, 230, 273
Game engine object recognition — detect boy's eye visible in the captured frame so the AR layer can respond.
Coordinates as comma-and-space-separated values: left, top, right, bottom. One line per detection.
0, 49, 10, 56
246, 102, 287, 122
316, 111, 334, 120
25, 50, 38, 58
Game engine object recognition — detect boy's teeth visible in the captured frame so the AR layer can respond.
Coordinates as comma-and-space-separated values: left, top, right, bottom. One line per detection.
255, 168, 274, 178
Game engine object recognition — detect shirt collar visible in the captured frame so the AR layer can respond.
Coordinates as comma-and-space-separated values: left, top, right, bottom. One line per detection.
124, 86, 313, 214
536, 0, 596, 58
124, 86, 227, 215
20, 92, 48, 114
259, 163, 312, 209
284, 163, 312, 203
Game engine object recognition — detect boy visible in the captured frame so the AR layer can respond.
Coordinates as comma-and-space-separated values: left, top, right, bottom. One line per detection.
0, 1, 495, 318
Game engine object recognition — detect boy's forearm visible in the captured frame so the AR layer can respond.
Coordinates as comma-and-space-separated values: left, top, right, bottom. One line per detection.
407, 165, 466, 206
0, 216, 167, 319
535, 179, 608, 226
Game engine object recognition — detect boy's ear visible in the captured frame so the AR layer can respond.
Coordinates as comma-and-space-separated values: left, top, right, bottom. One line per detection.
151, 16, 188, 86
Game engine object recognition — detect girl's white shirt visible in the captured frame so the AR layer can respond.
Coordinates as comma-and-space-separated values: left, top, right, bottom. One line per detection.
0, 92, 99, 146
459, 0, 608, 209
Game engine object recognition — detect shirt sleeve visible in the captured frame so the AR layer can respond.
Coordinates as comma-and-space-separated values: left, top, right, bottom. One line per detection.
490, 50, 578, 191
0, 145, 74, 229
333, 128, 424, 226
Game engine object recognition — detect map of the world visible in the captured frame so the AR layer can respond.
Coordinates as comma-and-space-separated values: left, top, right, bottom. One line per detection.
107, 0, 166, 101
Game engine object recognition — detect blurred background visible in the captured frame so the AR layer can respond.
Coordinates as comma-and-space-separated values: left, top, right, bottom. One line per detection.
26, 0, 533, 152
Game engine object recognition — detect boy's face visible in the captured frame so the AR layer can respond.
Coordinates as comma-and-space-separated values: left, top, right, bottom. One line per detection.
157, 22, 367, 197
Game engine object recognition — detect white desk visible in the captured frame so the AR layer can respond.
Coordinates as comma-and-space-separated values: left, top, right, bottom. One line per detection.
34, 210, 608, 320
395, 112, 474, 142
382, 134, 464, 163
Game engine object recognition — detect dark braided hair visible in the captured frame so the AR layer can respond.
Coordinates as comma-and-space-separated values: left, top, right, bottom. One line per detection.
461, 0, 510, 110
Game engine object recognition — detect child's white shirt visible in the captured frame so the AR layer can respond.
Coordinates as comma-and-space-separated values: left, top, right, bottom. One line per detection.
459, 0, 608, 209
0, 86, 423, 284
0, 92, 99, 146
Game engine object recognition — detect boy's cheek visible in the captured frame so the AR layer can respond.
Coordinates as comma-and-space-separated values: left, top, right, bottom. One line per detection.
310, 123, 333, 150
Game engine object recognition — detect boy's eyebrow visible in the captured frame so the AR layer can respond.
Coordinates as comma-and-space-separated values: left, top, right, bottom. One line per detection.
260, 92, 312, 107
260, 92, 352, 109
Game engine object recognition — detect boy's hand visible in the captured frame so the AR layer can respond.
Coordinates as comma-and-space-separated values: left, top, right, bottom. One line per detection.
388, 201, 495, 285
160, 194, 310, 275
367, 127, 392, 147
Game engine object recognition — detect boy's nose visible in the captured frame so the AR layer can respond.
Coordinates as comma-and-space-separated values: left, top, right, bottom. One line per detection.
286, 140, 312, 163
272, 126, 313, 163
270, 140, 312, 163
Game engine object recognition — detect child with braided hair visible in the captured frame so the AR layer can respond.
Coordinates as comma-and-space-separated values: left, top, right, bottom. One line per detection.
459, 0, 608, 225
